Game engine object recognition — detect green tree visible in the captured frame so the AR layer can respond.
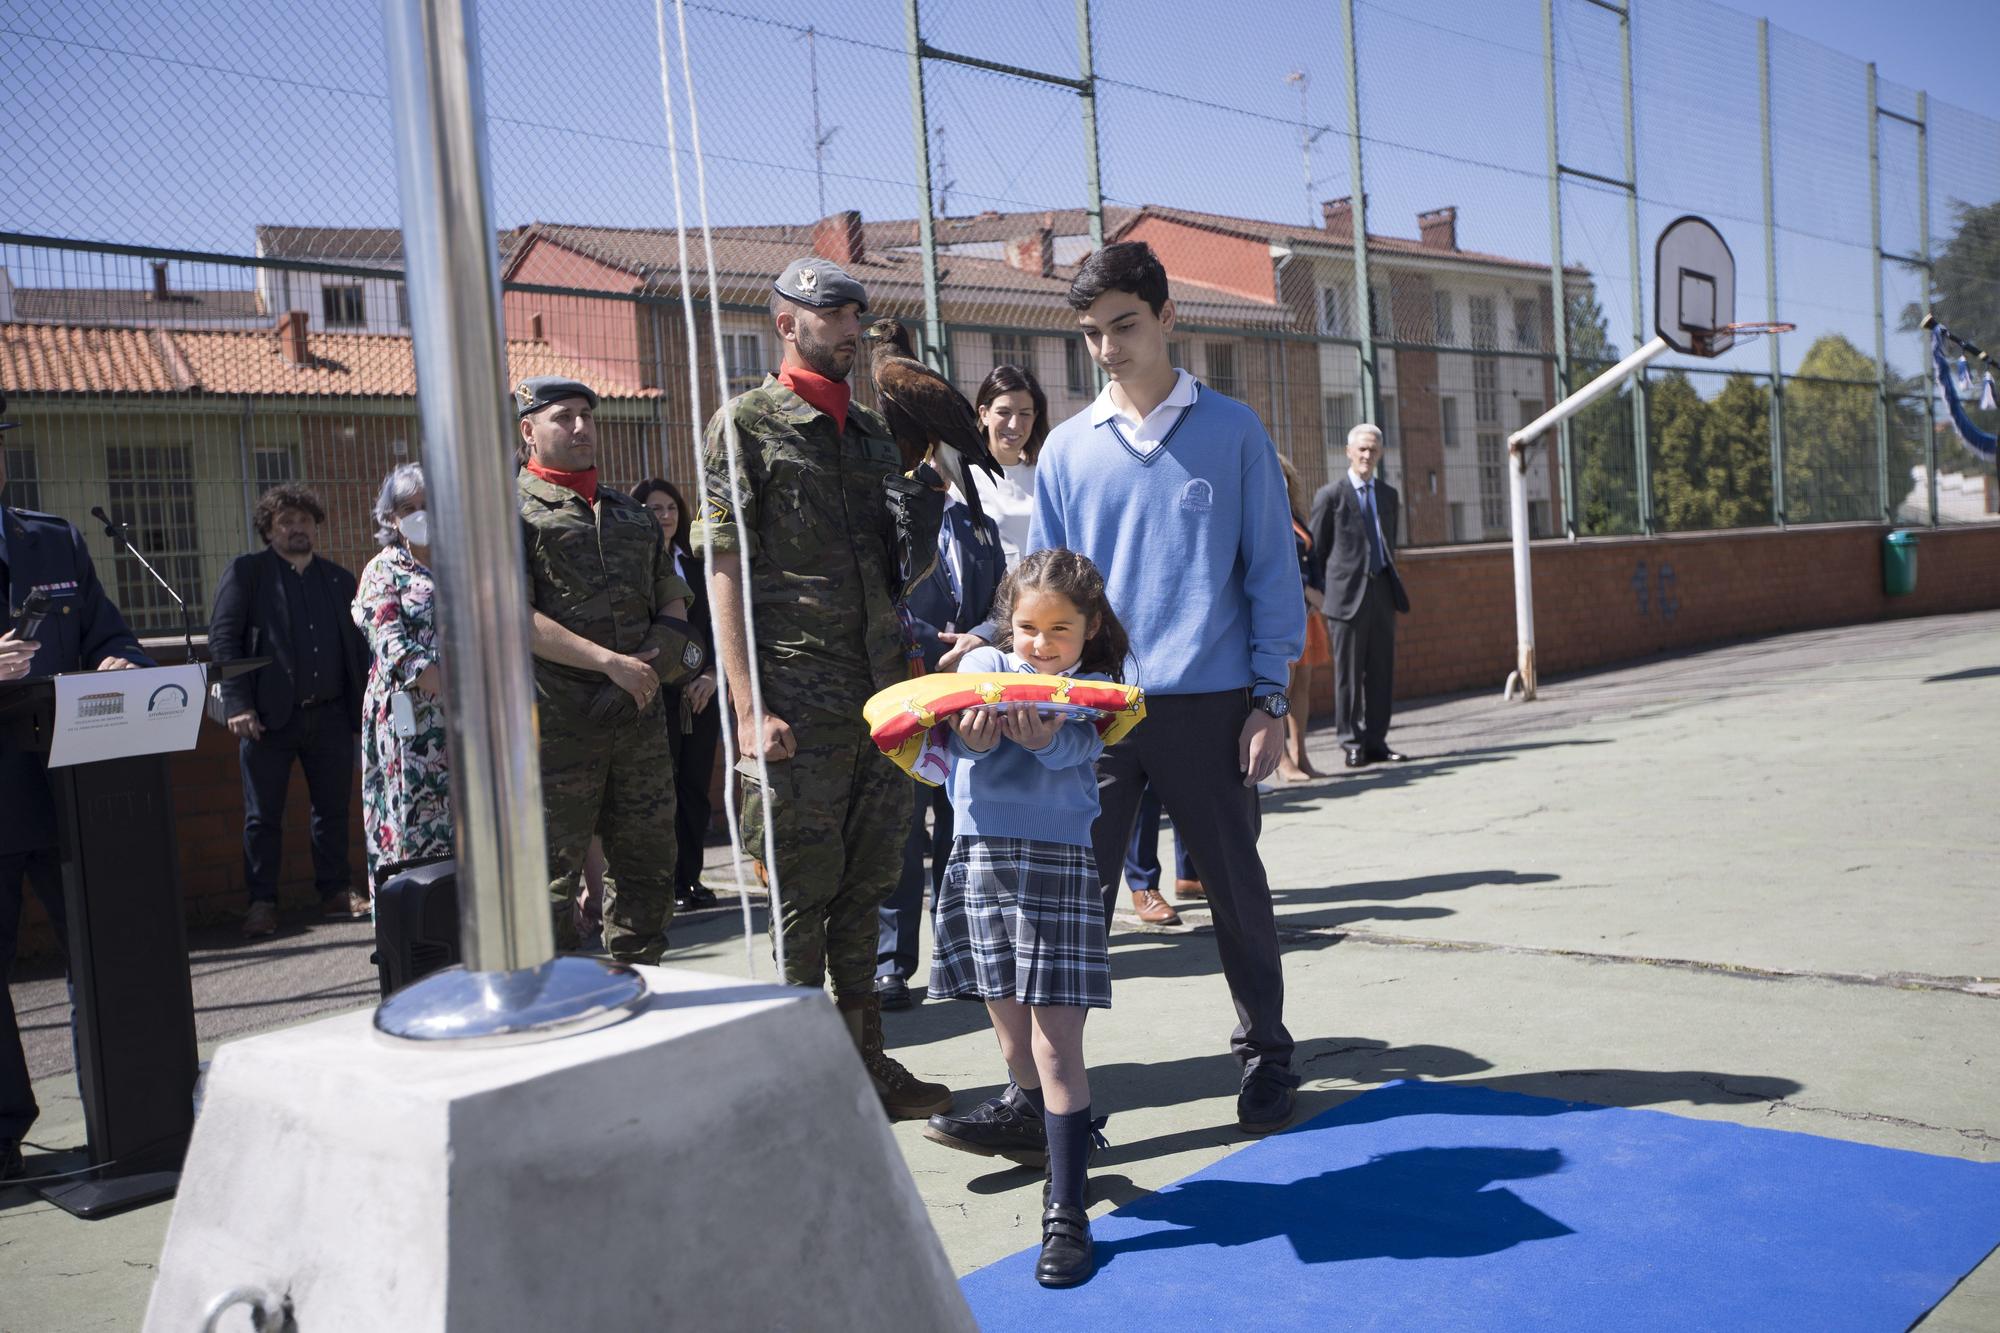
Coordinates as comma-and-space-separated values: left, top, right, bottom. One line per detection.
1784, 335, 1924, 523
1565, 286, 1638, 534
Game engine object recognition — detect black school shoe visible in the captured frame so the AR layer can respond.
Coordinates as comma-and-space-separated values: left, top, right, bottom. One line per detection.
923, 1088, 1047, 1167
1036, 1204, 1095, 1287
1237, 1064, 1300, 1135
0, 1139, 22, 1182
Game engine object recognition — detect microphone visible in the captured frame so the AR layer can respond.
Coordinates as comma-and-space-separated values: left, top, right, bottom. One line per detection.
90, 506, 128, 540
16, 587, 49, 637
92, 502, 202, 664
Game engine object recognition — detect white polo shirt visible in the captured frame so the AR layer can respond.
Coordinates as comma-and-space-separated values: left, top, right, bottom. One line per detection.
1089, 368, 1200, 459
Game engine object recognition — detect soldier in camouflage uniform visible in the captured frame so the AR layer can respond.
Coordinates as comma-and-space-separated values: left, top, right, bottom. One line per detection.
516, 376, 694, 966
691, 257, 954, 1120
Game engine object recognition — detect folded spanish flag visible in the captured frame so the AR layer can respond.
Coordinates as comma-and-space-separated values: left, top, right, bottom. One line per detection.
863, 672, 1147, 786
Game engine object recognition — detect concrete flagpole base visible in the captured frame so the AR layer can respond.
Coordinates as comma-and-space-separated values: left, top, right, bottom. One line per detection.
143, 966, 975, 1332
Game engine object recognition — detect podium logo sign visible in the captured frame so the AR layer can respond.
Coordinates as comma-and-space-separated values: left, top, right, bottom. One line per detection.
48, 664, 207, 768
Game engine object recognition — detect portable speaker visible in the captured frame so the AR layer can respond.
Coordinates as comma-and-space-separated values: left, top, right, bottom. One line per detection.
372, 857, 459, 997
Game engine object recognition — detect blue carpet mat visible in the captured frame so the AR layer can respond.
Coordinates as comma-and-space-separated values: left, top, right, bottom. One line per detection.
959, 1080, 2000, 1331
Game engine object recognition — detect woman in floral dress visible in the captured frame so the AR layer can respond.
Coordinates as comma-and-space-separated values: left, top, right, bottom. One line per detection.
352, 463, 451, 891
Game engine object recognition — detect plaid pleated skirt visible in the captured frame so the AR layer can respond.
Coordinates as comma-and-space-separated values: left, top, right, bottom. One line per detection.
929, 835, 1111, 1009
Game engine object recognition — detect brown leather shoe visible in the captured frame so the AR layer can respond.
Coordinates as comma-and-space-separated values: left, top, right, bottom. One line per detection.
1129, 889, 1183, 926
241, 901, 278, 939
1174, 877, 1207, 902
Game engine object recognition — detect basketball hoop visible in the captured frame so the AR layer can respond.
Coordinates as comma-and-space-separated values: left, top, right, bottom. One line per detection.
1689, 320, 1795, 357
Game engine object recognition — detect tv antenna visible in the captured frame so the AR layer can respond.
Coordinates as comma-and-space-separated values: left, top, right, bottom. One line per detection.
798, 26, 839, 217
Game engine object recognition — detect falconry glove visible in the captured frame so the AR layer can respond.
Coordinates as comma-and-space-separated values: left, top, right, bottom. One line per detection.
883, 466, 947, 598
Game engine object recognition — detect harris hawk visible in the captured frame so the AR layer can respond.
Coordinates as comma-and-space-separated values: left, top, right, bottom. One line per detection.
862, 318, 1005, 520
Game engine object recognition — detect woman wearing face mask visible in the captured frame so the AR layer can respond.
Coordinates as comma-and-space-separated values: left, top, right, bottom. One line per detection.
352, 462, 452, 894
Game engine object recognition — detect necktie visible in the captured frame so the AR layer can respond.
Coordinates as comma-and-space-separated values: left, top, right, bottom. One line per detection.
1361, 482, 1387, 576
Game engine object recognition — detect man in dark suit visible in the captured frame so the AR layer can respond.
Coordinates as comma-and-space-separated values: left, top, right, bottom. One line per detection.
209, 484, 369, 937
0, 392, 151, 1178
874, 486, 1007, 1010
1308, 423, 1410, 768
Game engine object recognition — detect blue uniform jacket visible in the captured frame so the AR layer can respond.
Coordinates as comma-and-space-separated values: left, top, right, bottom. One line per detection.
905, 498, 1006, 673
1, 505, 151, 854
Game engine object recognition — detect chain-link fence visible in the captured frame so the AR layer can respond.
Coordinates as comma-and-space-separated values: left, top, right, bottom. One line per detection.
3, 0, 1996, 632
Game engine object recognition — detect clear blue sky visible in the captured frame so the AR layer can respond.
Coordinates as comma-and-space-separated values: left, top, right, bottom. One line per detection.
1, 0, 1993, 381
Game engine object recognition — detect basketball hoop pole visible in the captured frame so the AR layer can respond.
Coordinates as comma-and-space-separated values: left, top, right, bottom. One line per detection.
1503, 333, 1672, 701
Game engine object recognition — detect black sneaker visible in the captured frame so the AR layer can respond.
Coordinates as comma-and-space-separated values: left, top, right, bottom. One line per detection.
923, 1087, 1047, 1167
1237, 1064, 1300, 1135
875, 975, 913, 1011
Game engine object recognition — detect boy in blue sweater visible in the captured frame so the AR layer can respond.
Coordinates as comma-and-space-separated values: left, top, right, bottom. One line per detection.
937, 241, 1306, 1135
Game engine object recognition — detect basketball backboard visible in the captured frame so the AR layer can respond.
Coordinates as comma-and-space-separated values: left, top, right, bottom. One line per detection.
1655, 215, 1736, 356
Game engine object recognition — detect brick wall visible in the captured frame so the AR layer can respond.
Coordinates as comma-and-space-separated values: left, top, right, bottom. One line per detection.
1306, 521, 2000, 714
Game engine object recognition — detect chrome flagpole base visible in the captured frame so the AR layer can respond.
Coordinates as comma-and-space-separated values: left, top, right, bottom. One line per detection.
375, 955, 651, 1046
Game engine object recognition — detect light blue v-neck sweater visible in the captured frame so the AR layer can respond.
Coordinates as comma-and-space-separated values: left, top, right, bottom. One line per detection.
1026, 383, 1305, 696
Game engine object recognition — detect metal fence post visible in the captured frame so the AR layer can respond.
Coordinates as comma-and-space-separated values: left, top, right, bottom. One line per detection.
1759, 19, 1785, 527
902, 0, 949, 376
1867, 63, 1891, 522
1541, 0, 1574, 536
1918, 89, 1937, 528
1075, 0, 1106, 253
1619, 2, 1651, 535
1340, 0, 1380, 425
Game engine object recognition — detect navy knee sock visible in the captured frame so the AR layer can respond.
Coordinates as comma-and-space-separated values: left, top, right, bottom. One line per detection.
1045, 1105, 1091, 1209
1015, 1083, 1047, 1118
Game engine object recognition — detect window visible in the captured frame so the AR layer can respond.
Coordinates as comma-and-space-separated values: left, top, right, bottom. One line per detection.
105, 444, 204, 632
1205, 342, 1239, 397
1439, 396, 1461, 449
1168, 341, 1186, 370
1478, 433, 1507, 536
396, 282, 410, 329
1519, 399, 1544, 433
1472, 356, 1500, 426
2, 443, 40, 512
1368, 284, 1391, 340
723, 332, 764, 392
1450, 502, 1472, 542
253, 446, 297, 493
991, 332, 1033, 369
1323, 394, 1356, 453
1469, 295, 1497, 349
1513, 298, 1540, 351
1529, 498, 1552, 538
1433, 292, 1455, 345
1064, 338, 1088, 394
1320, 285, 1350, 337
321, 284, 365, 327
1379, 397, 1400, 464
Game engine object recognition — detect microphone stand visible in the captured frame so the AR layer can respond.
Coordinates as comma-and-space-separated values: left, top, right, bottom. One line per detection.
92, 508, 200, 665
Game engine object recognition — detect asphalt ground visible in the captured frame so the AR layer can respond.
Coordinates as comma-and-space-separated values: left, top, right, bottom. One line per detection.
6, 609, 1998, 1330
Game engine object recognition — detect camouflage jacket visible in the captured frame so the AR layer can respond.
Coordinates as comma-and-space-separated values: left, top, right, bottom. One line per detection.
519, 471, 693, 715
688, 375, 906, 701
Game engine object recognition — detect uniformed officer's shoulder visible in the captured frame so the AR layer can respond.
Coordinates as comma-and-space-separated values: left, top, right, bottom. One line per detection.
849, 400, 893, 439
596, 484, 642, 511
5, 506, 78, 536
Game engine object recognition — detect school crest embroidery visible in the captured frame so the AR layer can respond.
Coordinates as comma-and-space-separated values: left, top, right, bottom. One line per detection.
1179, 478, 1214, 513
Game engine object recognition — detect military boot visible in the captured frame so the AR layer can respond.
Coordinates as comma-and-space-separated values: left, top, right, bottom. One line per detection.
838, 994, 953, 1120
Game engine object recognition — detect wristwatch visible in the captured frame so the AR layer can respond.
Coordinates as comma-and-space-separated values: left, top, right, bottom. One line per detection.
1252, 691, 1290, 719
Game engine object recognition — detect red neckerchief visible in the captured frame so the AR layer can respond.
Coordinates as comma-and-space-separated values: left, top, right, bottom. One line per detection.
524, 459, 599, 504
778, 364, 850, 432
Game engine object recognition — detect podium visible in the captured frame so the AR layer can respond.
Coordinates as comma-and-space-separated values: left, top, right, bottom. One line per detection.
0, 659, 261, 1218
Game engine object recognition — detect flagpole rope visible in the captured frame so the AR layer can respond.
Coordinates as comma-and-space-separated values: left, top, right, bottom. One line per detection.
651, 0, 780, 977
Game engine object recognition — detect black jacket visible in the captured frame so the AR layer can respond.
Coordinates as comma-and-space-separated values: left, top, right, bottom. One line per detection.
208, 548, 367, 733
1, 505, 152, 853
1308, 476, 1410, 621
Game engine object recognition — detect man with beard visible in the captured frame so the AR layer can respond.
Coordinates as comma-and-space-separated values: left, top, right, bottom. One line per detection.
210, 484, 370, 937
692, 257, 954, 1120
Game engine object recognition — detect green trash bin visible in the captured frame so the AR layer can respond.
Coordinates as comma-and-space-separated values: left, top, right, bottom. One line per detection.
1883, 529, 1919, 596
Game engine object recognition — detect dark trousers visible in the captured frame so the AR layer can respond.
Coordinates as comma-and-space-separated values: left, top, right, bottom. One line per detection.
1, 848, 66, 1142
1331, 573, 1397, 750
667, 694, 723, 890
1123, 787, 1197, 893
239, 703, 355, 904
878, 782, 951, 981
1090, 690, 1294, 1073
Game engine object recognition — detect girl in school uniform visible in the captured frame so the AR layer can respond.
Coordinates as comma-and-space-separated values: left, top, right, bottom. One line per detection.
930, 548, 1130, 1289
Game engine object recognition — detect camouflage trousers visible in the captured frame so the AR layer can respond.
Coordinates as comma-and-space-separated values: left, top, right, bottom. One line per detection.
541, 694, 676, 965
741, 700, 904, 998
